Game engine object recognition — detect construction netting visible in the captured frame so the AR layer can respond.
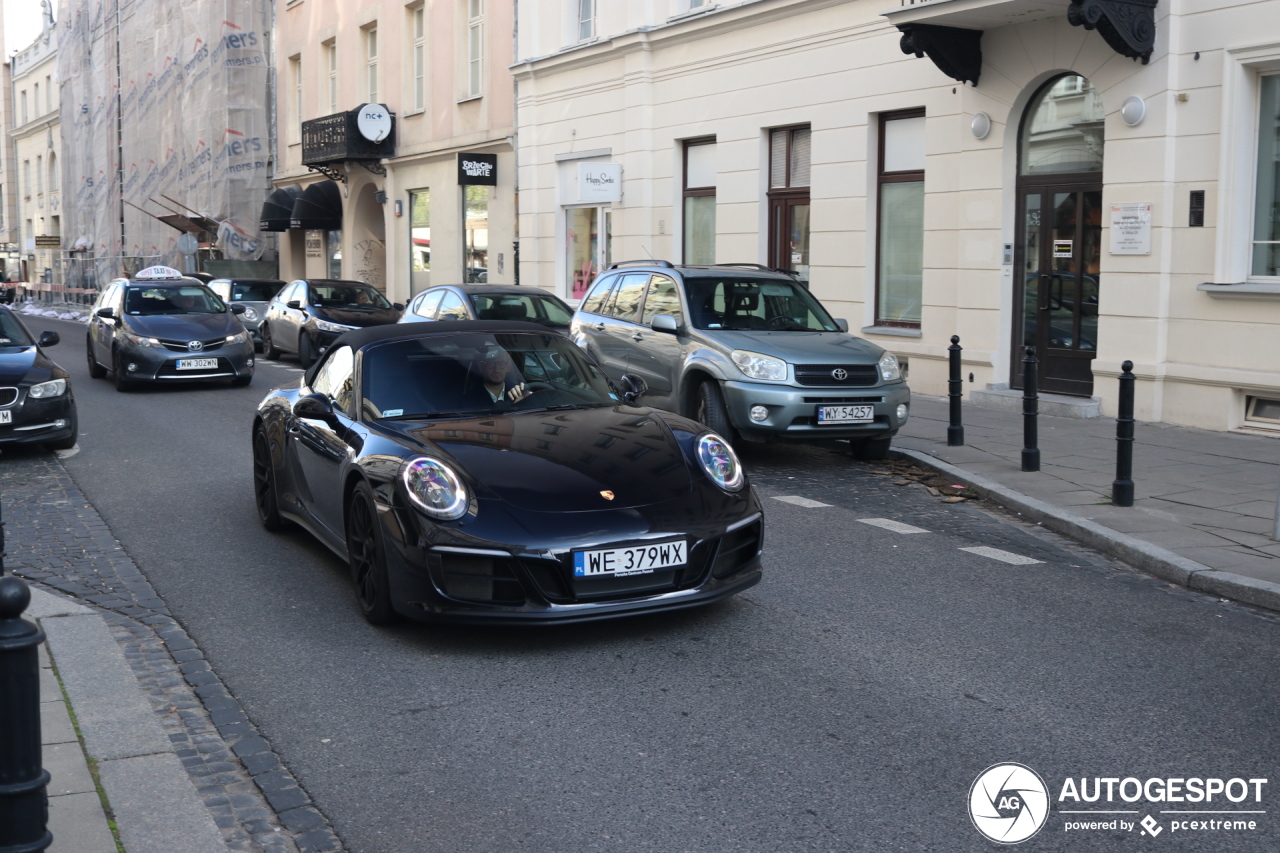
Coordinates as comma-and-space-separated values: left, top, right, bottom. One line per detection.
58, 0, 275, 284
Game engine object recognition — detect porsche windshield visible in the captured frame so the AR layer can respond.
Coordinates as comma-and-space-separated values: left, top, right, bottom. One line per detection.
363, 332, 618, 420
309, 284, 392, 309
684, 277, 839, 332
125, 285, 226, 315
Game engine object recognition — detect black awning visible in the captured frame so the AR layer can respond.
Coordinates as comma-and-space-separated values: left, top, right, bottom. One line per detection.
289, 181, 344, 231
260, 186, 303, 231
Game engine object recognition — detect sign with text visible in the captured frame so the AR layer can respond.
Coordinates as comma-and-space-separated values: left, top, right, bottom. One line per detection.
578, 162, 622, 202
458, 152, 498, 186
1110, 203, 1152, 255
34, 236, 61, 248
305, 231, 324, 259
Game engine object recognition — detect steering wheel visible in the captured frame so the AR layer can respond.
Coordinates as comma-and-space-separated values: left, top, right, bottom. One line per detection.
765, 314, 796, 328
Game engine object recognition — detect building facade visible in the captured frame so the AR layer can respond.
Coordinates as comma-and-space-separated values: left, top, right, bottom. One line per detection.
11, 4, 61, 288
513, 0, 1280, 435
271, 0, 516, 302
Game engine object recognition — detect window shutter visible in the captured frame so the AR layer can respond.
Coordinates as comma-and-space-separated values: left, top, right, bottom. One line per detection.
770, 130, 787, 189
789, 128, 811, 187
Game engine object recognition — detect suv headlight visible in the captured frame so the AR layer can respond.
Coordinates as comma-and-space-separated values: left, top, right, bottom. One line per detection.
121, 331, 160, 347
731, 350, 787, 382
878, 352, 901, 382
226, 331, 249, 344
240, 306, 258, 322
27, 378, 67, 399
403, 458, 469, 520
316, 319, 359, 334
695, 433, 745, 492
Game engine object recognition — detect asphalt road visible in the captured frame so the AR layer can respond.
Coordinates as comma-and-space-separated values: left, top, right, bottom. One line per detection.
16, 314, 1280, 852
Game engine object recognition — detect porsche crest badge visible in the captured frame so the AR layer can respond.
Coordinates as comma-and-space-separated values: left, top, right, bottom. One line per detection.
600, 490, 615, 500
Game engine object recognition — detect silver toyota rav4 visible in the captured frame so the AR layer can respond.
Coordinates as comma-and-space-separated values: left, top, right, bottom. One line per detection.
569, 261, 911, 459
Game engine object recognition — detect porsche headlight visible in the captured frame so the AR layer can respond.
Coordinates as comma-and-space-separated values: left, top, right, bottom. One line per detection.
316, 319, 359, 334
27, 378, 67, 399
731, 350, 787, 382
695, 433, 745, 493
402, 458, 469, 520
240, 306, 258, 321
878, 351, 901, 382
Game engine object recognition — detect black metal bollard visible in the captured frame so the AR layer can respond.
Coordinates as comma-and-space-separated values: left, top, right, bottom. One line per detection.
1112, 360, 1136, 507
947, 335, 964, 446
0, 497, 52, 853
1021, 346, 1040, 472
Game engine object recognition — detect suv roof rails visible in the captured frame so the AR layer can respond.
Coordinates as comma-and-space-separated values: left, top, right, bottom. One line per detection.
606, 259, 674, 270
709, 263, 773, 271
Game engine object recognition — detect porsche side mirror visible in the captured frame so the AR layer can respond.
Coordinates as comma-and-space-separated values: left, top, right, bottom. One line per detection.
95, 307, 115, 319
293, 393, 335, 423
38, 331, 60, 348
650, 314, 679, 334
619, 373, 648, 404
834, 318, 849, 333
393, 303, 405, 312
287, 300, 301, 310
230, 304, 247, 315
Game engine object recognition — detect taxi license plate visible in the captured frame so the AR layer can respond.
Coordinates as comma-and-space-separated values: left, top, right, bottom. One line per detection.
0, 410, 10, 424
817, 404, 875, 424
573, 540, 686, 578
176, 358, 219, 370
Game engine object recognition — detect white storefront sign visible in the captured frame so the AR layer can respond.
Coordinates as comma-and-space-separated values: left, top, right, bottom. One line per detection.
578, 163, 622, 202
1110, 203, 1152, 255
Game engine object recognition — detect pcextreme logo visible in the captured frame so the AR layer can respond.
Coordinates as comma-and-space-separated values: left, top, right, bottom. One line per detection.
968, 764, 1268, 844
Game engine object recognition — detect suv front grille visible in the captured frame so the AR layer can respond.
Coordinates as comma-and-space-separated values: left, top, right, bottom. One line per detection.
794, 364, 879, 387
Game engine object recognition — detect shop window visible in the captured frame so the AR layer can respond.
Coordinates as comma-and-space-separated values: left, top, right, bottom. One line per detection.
410, 189, 430, 292
566, 206, 611, 299
683, 138, 716, 265
465, 186, 489, 283
767, 126, 810, 283
876, 110, 925, 327
1252, 74, 1280, 277
1245, 396, 1280, 431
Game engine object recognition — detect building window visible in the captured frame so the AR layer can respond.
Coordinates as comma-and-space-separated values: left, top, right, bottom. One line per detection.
49, 153, 57, 192
465, 186, 489, 282
683, 138, 716, 265
577, 0, 595, 41
567, 207, 611, 298
325, 41, 338, 114
45, 75, 52, 113
1252, 73, 1280, 277
410, 189, 431, 291
412, 7, 426, 111
23, 161, 30, 199
21, 91, 27, 125
876, 109, 926, 327
33, 84, 39, 117
36, 156, 43, 197
467, 0, 483, 98
366, 27, 378, 103
767, 125, 811, 283
1245, 396, 1280, 431
290, 56, 303, 140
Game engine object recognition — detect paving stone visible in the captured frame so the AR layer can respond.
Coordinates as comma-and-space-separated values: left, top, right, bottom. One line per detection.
47, 791, 118, 853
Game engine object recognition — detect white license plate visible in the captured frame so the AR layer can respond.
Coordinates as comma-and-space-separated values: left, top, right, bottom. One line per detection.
817, 404, 875, 424
176, 358, 219, 370
573, 540, 687, 578
0, 410, 9, 424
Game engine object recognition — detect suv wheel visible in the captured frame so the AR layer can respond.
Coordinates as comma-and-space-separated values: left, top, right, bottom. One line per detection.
851, 436, 893, 461
695, 381, 736, 444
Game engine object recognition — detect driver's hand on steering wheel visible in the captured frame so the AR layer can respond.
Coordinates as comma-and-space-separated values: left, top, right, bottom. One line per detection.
508, 382, 530, 403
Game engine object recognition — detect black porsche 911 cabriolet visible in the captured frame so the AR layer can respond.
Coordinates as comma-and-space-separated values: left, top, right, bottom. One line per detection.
251, 320, 763, 625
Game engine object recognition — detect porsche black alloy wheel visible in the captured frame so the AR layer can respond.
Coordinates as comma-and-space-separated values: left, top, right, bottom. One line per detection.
696, 380, 735, 444
252, 430, 285, 531
346, 481, 397, 625
261, 323, 281, 360
86, 336, 106, 378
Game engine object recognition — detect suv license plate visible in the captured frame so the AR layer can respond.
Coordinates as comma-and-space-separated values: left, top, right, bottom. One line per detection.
176, 358, 219, 370
817, 404, 874, 424
573, 541, 687, 578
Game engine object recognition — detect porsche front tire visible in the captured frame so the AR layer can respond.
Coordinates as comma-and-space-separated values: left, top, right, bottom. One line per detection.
346, 481, 398, 626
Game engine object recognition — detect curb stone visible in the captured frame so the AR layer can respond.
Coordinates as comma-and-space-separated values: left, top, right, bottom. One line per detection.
896, 448, 1280, 615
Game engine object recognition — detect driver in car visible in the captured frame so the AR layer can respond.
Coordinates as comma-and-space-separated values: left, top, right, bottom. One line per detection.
471, 346, 530, 405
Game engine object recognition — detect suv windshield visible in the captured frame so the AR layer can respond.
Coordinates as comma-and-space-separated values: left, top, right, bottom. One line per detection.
309, 284, 391, 309
125, 285, 225, 315
0, 310, 34, 347
363, 332, 617, 420
472, 293, 572, 326
684, 277, 838, 332
231, 281, 282, 302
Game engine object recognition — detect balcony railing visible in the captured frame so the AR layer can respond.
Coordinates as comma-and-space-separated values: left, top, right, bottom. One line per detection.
301, 106, 395, 167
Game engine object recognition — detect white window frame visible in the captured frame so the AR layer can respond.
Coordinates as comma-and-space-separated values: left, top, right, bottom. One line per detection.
45, 75, 52, 113
326, 41, 338, 114
49, 152, 58, 192
33, 83, 39, 118
20, 90, 27, 125
577, 0, 595, 42
412, 6, 426, 112
290, 55, 303, 142
466, 0, 483, 99
365, 26, 379, 104
23, 161, 31, 200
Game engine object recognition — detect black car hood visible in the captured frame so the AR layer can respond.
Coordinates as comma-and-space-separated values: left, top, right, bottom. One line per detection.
0, 346, 48, 385
376, 406, 694, 512
124, 313, 238, 339
314, 306, 400, 327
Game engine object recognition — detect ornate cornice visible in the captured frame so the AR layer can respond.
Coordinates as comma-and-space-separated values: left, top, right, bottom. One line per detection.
897, 24, 983, 87
1067, 0, 1157, 63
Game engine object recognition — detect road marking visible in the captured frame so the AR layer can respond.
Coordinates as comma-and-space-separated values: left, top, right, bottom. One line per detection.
771, 495, 832, 508
959, 546, 1043, 565
858, 517, 929, 534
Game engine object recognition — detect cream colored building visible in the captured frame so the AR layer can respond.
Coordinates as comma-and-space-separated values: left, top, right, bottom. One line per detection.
513, 0, 1280, 435
271, 0, 516, 300
11, 6, 61, 287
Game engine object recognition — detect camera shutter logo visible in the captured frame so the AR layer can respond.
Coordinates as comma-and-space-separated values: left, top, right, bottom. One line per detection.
969, 763, 1050, 844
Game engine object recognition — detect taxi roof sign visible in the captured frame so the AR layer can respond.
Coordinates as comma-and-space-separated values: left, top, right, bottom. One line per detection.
134, 265, 185, 281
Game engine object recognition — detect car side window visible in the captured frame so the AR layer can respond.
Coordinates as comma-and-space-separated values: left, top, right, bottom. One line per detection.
414, 290, 445, 319
601, 274, 648, 321
97, 284, 118, 310
310, 346, 356, 417
580, 276, 616, 315
436, 291, 468, 321
641, 275, 684, 326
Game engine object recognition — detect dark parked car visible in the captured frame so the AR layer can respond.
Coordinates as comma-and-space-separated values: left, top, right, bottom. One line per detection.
208, 278, 284, 351
571, 262, 911, 459
86, 267, 255, 391
400, 284, 574, 333
251, 320, 763, 625
261, 279, 402, 368
0, 306, 77, 450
